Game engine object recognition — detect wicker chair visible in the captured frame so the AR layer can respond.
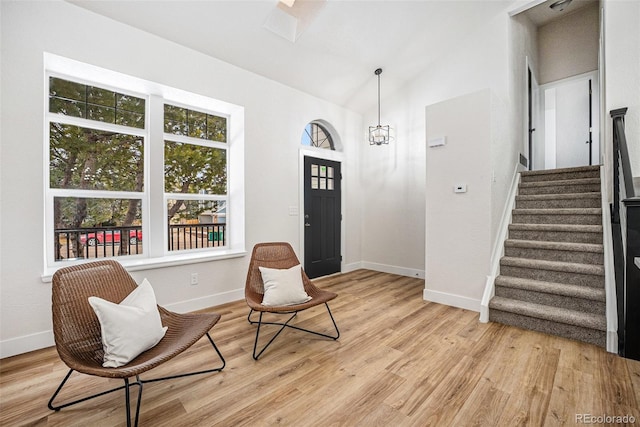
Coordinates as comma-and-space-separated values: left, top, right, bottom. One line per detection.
48, 260, 225, 427
245, 242, 340, 359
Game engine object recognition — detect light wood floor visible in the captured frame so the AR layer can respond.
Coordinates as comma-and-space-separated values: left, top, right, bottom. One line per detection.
2, 269, 640, 426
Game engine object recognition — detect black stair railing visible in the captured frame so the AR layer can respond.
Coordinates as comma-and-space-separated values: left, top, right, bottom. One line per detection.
610, 107, 640, 359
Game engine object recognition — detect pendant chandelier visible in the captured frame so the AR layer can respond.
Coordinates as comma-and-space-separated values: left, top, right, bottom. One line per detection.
369, 68, 390, 145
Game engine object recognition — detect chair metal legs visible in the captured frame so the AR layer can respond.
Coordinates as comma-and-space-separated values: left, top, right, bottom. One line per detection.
48, 333, 225, 426
248, 303, 340, 360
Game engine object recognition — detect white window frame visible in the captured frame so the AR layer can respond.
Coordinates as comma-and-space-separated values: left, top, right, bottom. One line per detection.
42, 53, 245, 281
163, 102, 230, 255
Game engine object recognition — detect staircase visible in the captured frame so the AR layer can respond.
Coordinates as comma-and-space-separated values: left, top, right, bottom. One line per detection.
489, 165, 606, 347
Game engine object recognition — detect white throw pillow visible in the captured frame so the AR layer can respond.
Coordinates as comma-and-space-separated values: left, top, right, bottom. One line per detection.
88, 278, 167, 368
259, 264, 312, 307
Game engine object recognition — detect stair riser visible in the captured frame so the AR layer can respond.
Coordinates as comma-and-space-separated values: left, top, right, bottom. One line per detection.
519, 184, 600, 195
500, 265, 604, 288
512, 213, 602, 225
495, 286, 605, 315
488, 310, 606, 347
515, 198, 600, 209
504, 246, 604, 264
521, 171, 600, 183
508, 229, 602, 244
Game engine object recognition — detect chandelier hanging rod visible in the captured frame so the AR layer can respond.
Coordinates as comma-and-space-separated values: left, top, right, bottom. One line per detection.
375, 68, 382, 126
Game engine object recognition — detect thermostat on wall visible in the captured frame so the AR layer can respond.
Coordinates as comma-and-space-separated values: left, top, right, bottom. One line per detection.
454, 184, 467, 193
428, 136, 446, 147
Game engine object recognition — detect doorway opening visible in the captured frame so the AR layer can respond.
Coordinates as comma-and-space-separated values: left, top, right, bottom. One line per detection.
540, 72, 599, 169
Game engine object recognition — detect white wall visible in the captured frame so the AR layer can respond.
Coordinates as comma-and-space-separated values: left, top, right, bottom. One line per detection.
425, 90, 492, 309
538, 3, 600, 85
603, 0, 640, 185
0, 1, 363, 357
358, 7, 536, 309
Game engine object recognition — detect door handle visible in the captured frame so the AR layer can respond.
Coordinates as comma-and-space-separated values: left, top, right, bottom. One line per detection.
305, 223, 311, 227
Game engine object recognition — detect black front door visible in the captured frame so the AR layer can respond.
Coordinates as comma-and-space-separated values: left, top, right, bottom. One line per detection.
303, 156, 341, 279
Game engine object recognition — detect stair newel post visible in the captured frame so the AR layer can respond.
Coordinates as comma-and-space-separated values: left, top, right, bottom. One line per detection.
610, 107, 629, 224
609, 107, 639, 358
622, 198, 640, 359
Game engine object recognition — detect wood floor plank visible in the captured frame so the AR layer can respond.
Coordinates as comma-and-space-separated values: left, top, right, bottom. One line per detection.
544, 366, 597, 426
448, 377, 510, 427
1, 269, 639, 426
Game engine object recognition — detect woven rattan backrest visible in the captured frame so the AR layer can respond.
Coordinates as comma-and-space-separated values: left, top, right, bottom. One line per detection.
245, 242, 310, 297
51, 260, 138, 366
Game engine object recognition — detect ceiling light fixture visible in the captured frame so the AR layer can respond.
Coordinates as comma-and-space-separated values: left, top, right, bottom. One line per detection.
279, 0, 295, 7
549, 0, 572, 12
369, 68, 390, 146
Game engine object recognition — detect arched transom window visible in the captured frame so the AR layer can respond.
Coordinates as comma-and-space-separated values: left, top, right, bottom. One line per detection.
301, 122, 334, 150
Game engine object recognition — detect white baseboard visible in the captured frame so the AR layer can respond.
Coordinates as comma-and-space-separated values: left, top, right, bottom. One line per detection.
163, 288, 244, 313
342, 262, 364, 273
423, 288, 481, 313
479, 275, 495, 323
360, 261, 425, 279
0, 330, 55, 359
0, 288, 244, 359
607, 330, 618, 354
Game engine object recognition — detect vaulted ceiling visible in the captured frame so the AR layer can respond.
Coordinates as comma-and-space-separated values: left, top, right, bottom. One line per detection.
70, 0, 590, 114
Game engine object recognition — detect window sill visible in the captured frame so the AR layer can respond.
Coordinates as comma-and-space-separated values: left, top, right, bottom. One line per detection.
41, 248, 247, 283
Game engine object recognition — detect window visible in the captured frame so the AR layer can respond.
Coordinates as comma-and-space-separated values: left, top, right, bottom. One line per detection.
45, 56, 244, 273
164, 104, 228, 252
301, 122, 334, 150
48, 78, 146, 262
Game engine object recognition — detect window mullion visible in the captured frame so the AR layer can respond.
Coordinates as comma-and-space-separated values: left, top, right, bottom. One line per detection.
46, 112, 146, 137
49, 189, 144, 199
164, 193, 226, 201
163, 133, 227, 150
148, 95, 166, 259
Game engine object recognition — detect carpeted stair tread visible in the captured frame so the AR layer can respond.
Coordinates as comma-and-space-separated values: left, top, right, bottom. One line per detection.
508, 223, 602, 233
516, 192, 601, 201
513, 208, 601, 215
515, 192, 602, 209
520, 166, 600, 183
512, 208, 602, 225
494, 275, 605, 301
489, 309, 606, 347
520, 165, 600, 177
519, 177, 600, 188
504, 239, 603, 253
489, 296, 606, 331
501, 256, 604, 276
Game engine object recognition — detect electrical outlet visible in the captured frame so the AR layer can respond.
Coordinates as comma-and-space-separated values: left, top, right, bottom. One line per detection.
190, 273, 198, 285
